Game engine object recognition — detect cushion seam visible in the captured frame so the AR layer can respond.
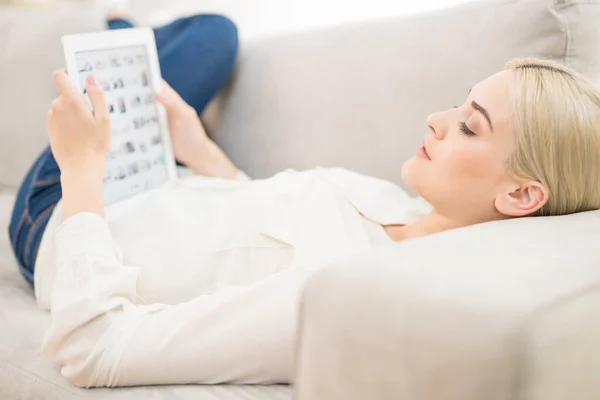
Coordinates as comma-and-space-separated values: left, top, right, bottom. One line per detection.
0, 360, 84, 398
553, 0, 572, 67
555, 0, 600, 11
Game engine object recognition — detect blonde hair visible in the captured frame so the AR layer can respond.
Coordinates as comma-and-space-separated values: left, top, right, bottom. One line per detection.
504, 58, 600, 216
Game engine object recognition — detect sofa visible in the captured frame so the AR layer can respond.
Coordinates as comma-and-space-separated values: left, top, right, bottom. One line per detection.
1, 0, 600, 399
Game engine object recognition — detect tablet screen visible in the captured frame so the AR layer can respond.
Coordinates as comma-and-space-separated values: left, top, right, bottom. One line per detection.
75, 45, 169, 205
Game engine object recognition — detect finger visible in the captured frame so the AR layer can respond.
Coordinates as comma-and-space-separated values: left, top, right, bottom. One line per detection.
160, 79, 178, 97
85, 74, 110, 120
46, 109, 55, 133
155, 87, 177, 111
51, 98, 61, 111
52, 69, 80, 98
156, 79, 187, 112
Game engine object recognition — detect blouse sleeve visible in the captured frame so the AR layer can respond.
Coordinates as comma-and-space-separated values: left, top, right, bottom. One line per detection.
42, 212, 308, 388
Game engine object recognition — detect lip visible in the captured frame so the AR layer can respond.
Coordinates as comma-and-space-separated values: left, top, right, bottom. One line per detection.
416, 141, 431, 160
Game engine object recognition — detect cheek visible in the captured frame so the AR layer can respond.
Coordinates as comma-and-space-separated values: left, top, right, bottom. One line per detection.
401, 144, 509, 197
441, 145, 508, 186
446, 148, 489, 179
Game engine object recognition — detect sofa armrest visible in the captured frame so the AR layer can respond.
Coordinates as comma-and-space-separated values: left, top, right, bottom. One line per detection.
292, 225, 600, 400
293, 246, 517, 400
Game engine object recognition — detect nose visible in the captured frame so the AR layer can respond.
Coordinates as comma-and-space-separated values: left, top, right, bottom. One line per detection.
426, 111, 446, 140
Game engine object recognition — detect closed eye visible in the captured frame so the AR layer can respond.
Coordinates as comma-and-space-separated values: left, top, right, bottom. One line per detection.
459, 122, 476, 136
454, 105, 477, 136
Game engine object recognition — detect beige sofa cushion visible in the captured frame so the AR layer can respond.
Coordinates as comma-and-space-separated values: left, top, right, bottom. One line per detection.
294, 209, 600, 400
0, 6, 105, 187
209, 0, 600, 188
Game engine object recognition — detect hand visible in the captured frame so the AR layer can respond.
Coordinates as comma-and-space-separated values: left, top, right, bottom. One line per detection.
156, 79, 209, 168
47, 69, 110, 178
156, 80, 238, 179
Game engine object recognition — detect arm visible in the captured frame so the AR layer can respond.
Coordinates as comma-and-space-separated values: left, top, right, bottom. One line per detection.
43, 212, 307, 387
188, 136, 246, 180
45, 71, 298, 387
47, 71, 108, 220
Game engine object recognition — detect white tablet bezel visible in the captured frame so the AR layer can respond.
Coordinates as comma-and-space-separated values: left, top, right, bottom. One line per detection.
62, 27, 177, 203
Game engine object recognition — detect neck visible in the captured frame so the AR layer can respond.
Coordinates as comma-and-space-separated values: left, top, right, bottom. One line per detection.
385, 210, 481, 242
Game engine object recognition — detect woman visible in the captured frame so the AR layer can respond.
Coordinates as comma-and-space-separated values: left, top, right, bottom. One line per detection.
12, 24, 600, 385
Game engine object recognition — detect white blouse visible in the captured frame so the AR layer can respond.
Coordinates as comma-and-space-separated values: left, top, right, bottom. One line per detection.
36, 168, 431, 388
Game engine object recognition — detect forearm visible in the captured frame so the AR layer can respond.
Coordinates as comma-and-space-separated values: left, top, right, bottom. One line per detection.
60, 160, 105, 221
187, 138, 239, 180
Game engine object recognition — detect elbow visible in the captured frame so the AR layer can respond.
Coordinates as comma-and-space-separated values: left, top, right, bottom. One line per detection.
42, 316, 112, 388
42, 328, 96, 388
63, 365, 96, 389
41, 260, 140, 387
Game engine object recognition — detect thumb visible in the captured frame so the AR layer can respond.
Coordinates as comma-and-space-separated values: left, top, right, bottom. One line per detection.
156, 79, 187, 113
85, 75, 109, 121
155, 90, 175, 112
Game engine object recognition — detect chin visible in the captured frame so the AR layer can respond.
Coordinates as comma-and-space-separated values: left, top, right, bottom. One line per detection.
401, 157, 419, 191
401, 157, 430, 201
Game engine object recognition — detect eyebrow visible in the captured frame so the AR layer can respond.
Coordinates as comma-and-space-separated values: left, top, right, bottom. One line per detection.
467, 87, 493, 132
471, 101, 493, 133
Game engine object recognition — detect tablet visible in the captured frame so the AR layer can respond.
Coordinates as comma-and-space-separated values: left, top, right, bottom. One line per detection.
62, 27, 177, 205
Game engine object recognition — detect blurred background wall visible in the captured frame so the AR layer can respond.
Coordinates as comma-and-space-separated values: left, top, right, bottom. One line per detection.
5, 0, 471, 41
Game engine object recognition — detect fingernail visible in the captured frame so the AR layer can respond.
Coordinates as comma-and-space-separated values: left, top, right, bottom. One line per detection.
87, 75, 96, 85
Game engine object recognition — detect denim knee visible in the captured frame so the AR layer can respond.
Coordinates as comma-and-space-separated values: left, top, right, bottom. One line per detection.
193, 14, 239, 67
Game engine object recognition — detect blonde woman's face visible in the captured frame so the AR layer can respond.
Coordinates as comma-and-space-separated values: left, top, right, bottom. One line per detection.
402, 70, 518, 222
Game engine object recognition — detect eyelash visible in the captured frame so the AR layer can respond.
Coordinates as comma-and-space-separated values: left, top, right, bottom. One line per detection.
459, 122, 476, 136
453, 106, 476, 137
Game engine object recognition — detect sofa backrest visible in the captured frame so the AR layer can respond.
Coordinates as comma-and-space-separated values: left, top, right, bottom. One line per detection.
1, 0, 599, 188
206, 0, 600, 188
0, 6, 104, 187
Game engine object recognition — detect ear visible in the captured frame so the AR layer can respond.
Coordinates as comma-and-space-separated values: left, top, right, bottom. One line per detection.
495, 181, 549, 217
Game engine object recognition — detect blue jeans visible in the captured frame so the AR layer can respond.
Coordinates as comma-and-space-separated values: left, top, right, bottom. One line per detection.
8, 15, 238, 286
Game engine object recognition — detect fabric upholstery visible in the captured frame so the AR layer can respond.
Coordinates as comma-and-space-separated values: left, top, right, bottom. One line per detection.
0, 6, 104, 187
295, 210, 600, 400
208, 0, 600, 188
